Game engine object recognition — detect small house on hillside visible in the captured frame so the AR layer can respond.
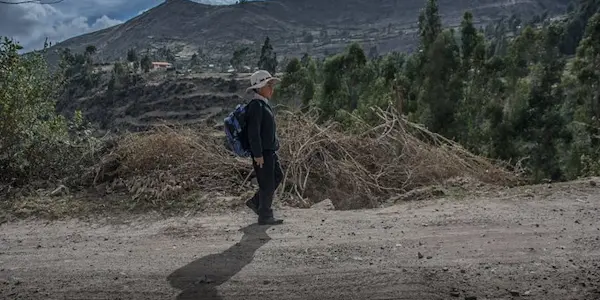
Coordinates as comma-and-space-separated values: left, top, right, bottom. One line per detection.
151, 62, 173, 70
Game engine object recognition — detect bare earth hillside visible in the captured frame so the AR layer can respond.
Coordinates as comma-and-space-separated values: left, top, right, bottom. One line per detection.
1, 179, 599, 300
58, 73, 251, 131
44, 0, 571, 64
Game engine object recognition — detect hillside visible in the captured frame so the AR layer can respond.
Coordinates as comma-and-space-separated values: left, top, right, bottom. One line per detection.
45, 0, 571, 66
57, 72, 248, 131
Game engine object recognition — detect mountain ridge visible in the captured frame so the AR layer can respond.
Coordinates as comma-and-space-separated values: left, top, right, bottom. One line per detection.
45, 0, 571, 67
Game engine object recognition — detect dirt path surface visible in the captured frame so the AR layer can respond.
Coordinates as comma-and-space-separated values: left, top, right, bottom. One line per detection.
1, 181, 600, 300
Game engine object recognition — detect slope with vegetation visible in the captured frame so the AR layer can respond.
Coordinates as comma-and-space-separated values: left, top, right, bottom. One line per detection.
276, 0, 600, 182
43, 0, 570, 67
1, 0, 600, 221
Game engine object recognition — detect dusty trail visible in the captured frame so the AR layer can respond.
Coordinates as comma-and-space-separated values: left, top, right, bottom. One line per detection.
1, 181, 600, 300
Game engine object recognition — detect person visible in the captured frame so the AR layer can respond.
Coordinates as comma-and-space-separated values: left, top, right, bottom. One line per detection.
244, 70, 284, 225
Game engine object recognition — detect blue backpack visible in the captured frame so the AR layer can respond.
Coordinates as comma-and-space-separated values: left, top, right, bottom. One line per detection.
223, 99, 261, 157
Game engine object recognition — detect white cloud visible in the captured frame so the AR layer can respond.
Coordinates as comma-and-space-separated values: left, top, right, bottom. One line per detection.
0, 0, 239, 51
0, 2, 123, 51
137, 8, 150, 16
91, 15, 124, 31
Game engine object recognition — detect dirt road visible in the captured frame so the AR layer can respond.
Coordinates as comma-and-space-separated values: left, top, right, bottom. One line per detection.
1, 180, 600, 300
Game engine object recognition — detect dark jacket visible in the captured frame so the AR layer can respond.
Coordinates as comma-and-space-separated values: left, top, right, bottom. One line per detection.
246, 98, 279, 157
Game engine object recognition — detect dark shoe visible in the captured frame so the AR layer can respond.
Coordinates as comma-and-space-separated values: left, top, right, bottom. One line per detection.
258, 217, 284, 225
245, 199, 259, 215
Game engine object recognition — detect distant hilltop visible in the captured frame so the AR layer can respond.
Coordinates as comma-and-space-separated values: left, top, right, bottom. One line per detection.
43, 0, 569, 67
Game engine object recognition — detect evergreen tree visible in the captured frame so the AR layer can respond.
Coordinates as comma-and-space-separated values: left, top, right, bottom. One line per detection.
418, 0, 442, 54
85, 45, 97, 57
318, 43, 368, 120
410, 0, 444, 125
140, 55, 152, 73
127, 48, 139, 72
573, 12, 600, 126
277, 58, 303, 106
258, 36, 278, 74
563, 13, 600, 176
518, 24, 567, 180
417, 29, 462, 136
231, 47, 250, 72
127, 48, 138, 63
190, 52, 200, 69
460, 11, 478, 66
559, 0, 600, 55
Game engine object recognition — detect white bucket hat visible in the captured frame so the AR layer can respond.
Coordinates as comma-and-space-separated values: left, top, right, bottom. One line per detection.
246, 70, 280, 92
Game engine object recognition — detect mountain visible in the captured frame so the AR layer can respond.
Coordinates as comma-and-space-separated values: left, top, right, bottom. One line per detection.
45, 0, 571, 67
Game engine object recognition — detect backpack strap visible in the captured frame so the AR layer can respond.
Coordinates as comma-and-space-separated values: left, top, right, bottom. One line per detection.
247, 98, 264, 107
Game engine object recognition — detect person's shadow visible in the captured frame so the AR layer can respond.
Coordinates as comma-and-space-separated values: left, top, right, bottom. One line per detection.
167, 224, 272, 300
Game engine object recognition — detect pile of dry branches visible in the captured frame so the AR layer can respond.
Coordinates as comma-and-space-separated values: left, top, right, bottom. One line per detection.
92, 125, 251, 207
276, 107, 518, 209
92, 107, 519, 209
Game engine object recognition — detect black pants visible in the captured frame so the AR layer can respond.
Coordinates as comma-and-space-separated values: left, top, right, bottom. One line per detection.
250, 151, 283, 219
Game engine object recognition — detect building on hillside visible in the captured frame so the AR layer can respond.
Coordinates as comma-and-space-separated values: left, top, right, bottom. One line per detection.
151, 62, 173, 70
91, 62, 113, 73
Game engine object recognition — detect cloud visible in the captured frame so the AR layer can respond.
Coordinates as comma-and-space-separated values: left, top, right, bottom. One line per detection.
0, 2, 123, 51
0, 0, 238, 51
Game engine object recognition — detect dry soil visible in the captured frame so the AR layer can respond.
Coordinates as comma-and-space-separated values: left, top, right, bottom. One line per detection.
1, 180, 600, 300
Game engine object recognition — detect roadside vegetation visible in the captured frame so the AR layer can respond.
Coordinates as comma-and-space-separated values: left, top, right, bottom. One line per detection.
1, 0, 599, 221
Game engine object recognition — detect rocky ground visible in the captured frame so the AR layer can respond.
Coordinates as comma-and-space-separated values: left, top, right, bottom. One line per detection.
1, 179, 599, 300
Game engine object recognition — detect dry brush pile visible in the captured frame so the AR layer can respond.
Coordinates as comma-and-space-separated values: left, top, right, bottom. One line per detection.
90, 107, 520, 210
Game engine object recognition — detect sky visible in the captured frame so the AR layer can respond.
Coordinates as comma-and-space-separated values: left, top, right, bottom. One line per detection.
0, 0, 237, 51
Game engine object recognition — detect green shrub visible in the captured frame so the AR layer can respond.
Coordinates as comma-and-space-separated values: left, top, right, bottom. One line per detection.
0, 37, 98, 186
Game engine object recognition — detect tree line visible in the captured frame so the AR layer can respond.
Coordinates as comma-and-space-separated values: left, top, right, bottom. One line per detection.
274, 0, 600, 182
1, 0, 599, 187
